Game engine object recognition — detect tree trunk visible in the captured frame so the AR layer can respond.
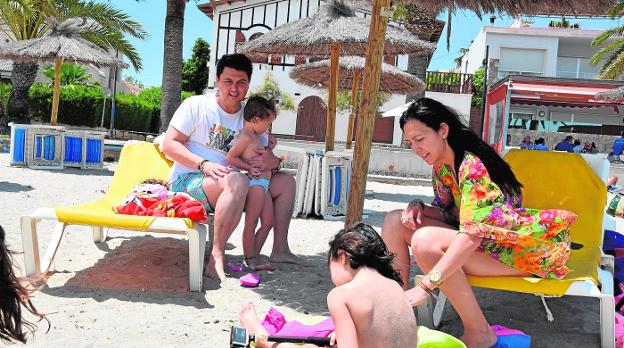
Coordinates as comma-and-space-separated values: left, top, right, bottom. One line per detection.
6, 61, 38, 129
159, 0, 186, 133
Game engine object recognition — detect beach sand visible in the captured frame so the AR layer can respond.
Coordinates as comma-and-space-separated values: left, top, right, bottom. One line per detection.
0, 153, 601, 347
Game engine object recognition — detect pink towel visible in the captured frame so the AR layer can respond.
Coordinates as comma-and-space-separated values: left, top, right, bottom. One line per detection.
261, 307, 334, 338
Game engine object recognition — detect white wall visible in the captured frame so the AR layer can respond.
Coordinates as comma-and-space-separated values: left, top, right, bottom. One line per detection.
389, 91, 473, 146
463, 29, 487, 74
209, 0, 415, 145
485, 33, 559, 77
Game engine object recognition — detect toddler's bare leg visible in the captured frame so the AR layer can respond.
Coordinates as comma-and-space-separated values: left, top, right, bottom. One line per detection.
255, 193, 274, 256
243, 186, 265, 269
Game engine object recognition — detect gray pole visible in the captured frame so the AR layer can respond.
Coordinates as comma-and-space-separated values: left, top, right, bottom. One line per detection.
100, 90, 107, 128
479, 45, 489, 138
109, 51, 119, 139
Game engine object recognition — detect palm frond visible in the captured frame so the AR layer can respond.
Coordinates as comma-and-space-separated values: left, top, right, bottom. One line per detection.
599, 46, 624, 79
592, 25, 624, 47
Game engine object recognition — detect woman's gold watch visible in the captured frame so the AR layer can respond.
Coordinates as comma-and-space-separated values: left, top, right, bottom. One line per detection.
428, 270, 443, 287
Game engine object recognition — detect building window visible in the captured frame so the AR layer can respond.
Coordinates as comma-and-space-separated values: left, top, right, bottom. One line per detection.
556, 57, 600, 79
499, 48, 545, 79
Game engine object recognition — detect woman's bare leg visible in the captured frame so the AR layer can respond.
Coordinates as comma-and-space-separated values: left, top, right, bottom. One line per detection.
381, 209, 450, 290
411, 226, 530, 348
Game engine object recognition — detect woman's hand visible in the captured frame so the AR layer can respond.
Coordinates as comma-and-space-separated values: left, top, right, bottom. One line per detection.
201, 162, 232, 179
405, 285, 430, 307
401, 199, 425, 230
248, 148, 279, 173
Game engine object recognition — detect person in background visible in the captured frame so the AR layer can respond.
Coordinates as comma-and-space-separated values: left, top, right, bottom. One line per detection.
612, 131, 624, 156
0, 225, 49, 343
554, 135, 574, 152
572, 139, 582, 153
533, 138, 549, 151
591, 142, 598, 154
518, 135, 534, 150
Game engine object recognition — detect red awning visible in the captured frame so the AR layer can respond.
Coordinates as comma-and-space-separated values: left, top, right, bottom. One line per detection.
509, 80, 624, 107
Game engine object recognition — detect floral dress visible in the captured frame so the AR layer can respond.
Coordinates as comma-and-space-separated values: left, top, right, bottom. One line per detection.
431, 152, 577, 279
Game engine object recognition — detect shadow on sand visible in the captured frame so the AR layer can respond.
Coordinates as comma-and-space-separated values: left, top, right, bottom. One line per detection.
41, 236, 213, 309
0, 181, 35, 192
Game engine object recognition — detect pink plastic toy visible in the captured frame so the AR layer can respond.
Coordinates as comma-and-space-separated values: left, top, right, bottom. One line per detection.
240, 273, 261, 287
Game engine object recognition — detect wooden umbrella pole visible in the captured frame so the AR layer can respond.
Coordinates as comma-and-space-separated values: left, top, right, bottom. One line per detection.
346, 69, 360, 150
50, 56, 63, 126
345, 0, 389, 226
326, 42, 340, 152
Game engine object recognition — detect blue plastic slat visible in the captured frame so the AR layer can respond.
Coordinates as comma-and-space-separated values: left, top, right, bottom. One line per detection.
12, 128, 26, 163
86, 139, 102, 164
44, 135, 55, 160
334, 167, 342, 205
35, 136, 42, 159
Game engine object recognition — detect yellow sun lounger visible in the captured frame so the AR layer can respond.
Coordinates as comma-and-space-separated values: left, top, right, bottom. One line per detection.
20, 140, 214, 292
416, 150, 614, 347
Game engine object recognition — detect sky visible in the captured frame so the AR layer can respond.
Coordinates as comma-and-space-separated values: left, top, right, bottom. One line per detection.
108, 1, 622, 87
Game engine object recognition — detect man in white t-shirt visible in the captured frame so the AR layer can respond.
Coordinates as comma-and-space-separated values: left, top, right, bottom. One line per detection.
162, 54, 302, 283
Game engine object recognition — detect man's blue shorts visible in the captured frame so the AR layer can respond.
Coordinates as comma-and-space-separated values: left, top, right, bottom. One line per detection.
171, 172, 214, 213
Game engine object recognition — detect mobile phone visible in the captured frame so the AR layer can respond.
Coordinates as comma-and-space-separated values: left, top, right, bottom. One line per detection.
230, 326, 249, 348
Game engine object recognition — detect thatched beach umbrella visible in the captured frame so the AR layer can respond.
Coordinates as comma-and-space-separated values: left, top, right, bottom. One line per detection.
595, 87, 624, 101
0, 18, 127, 126
290, 55, 424, 148
237, 1, 434, 151
344, 0, 620, 226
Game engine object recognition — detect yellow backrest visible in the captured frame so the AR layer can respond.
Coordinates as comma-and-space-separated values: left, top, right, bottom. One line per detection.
503, 150, 606, 247
105, 141, 173, 204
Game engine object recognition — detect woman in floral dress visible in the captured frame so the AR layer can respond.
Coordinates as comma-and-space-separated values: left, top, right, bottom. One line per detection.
381, 98, 576, 348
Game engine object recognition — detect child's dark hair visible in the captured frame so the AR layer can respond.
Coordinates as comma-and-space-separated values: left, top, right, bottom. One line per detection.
244, 95, 277, 122
216, 53, 253, 80
0, 225, 49, 343
399, 98, 522, 198
328, 223, 403, 286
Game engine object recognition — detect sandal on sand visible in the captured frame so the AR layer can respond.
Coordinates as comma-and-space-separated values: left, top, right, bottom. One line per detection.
243, 256, 274, 271
240, 273, 261, 287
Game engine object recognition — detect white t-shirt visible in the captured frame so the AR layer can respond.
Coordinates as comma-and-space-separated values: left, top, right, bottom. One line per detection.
169, 93, 245, 180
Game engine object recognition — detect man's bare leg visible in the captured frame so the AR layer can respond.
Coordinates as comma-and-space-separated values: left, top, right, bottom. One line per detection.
267, 172, 305, 264
203, 172, 248, 282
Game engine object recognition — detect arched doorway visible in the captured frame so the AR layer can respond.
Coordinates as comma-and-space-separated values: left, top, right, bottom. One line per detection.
295, 96, 327, 142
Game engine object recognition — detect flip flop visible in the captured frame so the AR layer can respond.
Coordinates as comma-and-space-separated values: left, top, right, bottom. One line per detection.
240, 273, 261, 287
243, 256, 274, 271
490, 325, 530, 348
225, 263, 244, 272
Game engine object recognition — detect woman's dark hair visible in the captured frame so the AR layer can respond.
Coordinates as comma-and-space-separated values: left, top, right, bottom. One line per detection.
535, 137, 546, 145
0, 226, 48, 343
399, 98, 522, 197
328, 223, 403, 286
244, 95, 277, 122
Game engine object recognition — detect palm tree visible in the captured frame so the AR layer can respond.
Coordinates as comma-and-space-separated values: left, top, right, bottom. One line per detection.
591, 1, 624, 79
160, 0, 187, 133
0, 0, 145, 129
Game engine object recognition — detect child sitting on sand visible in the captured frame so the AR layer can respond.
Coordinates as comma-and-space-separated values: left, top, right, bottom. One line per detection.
226, 96, 277, 271
0, 225, 49, 343
239, 222, 418, 347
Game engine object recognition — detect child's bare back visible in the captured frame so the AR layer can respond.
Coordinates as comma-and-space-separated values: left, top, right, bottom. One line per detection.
328, 268, 418, 347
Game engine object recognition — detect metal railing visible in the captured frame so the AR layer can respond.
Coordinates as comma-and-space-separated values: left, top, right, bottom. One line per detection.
425, 71, 474, 94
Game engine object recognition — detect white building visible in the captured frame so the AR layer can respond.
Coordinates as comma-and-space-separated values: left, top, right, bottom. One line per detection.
461, 20, 610, 81
198, 0, 472, 146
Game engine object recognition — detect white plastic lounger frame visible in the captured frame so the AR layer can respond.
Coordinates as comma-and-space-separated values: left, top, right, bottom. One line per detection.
20, 208, 214, 292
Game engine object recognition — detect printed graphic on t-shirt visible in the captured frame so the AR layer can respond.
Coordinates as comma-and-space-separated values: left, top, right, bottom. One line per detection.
207, 123, 237, 153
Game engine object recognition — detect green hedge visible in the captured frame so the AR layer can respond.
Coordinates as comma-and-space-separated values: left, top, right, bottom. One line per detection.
26, 84, 194, 133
